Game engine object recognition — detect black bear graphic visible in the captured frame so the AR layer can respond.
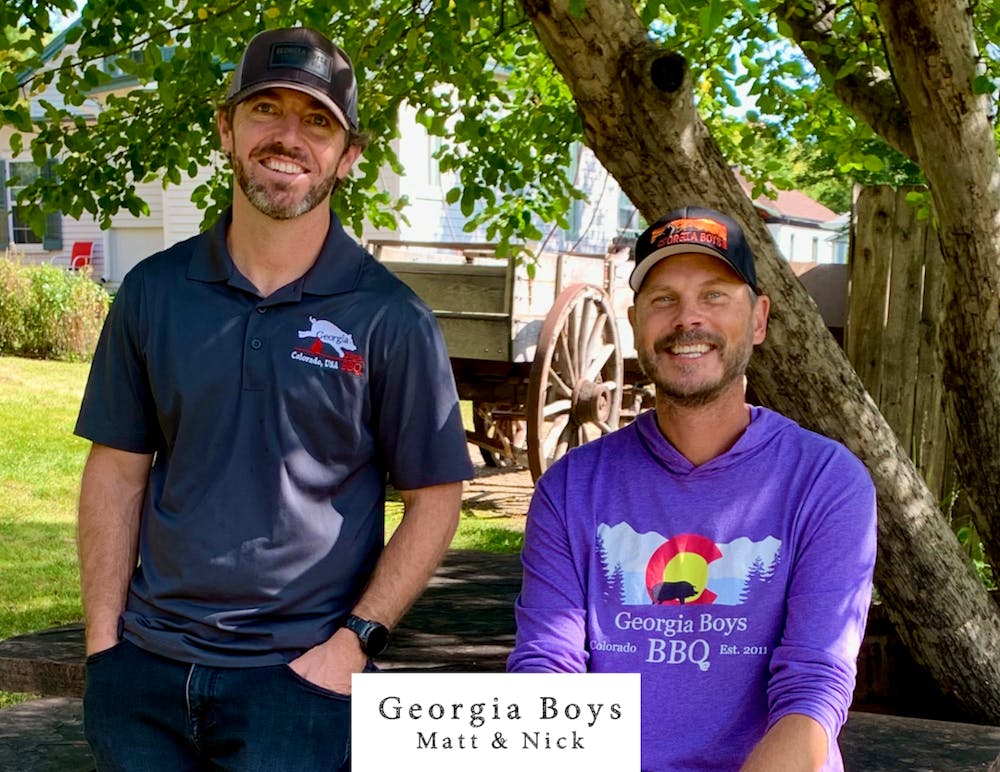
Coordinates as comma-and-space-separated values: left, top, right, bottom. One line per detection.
652, 580, 697, 604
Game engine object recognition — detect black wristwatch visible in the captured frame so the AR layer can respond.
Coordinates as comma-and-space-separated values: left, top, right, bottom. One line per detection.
344, 614, 390, 657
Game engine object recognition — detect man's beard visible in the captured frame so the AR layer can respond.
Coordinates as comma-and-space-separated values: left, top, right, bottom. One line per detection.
637, 326, 754, 408
232, 143, 342, 220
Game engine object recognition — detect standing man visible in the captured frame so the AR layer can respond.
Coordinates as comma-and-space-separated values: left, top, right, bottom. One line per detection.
508, 206, 876, 771
76, 27, 473, 770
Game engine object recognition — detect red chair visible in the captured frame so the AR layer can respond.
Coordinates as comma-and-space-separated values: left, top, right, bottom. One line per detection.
70, 241, 94, 270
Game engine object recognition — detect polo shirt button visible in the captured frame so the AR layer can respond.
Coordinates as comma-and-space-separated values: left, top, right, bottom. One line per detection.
250, 338, 262, 350
256, 307, 267, 314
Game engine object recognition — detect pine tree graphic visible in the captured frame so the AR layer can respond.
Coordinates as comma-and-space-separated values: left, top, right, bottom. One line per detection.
739, 557, 769, 603
598, 537, 629, 603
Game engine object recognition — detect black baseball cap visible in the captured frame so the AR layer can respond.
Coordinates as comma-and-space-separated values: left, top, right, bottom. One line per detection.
629, 206, 759, 294
225, 27, 358, 131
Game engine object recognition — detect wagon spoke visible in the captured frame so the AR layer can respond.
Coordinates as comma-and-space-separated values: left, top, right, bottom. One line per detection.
583, 343, 616, 382
555, 419, 576, 458
578, 299, 596, 361
547, 370, 573, 398
583, 311, 610, 365
557, 328, 576, 382
542, 398, 572, 418
568, 306, 582, 374
542, 415, 571, 458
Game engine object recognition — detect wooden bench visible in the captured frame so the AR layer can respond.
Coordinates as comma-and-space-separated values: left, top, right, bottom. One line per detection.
0, 623, 85, 698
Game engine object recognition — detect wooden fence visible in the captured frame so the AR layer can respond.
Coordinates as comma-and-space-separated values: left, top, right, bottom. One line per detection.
846, 185, 951, 501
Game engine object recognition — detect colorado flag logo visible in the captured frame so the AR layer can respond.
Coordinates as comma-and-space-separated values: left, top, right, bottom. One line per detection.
597, 522, 781, 606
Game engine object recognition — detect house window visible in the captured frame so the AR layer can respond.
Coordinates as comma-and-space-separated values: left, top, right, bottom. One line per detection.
1, 159, 62, 251
7, 162, 43, 245
811, 236, 819, 262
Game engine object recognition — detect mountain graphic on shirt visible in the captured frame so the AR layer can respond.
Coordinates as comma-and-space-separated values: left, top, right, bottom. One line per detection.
597, 522, 782, 606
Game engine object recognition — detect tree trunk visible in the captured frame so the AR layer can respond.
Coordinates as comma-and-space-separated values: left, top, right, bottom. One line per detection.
875, 0, 1000, 597
519, 0, 1000, 722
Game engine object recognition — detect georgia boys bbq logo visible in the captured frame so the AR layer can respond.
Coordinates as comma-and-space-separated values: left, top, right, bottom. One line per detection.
291, 315, 365, 376
593, 523, 783, 670
598, 523, 781, 607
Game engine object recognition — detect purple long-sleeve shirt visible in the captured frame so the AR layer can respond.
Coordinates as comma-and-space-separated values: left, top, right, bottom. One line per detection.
508, 407, 876, 771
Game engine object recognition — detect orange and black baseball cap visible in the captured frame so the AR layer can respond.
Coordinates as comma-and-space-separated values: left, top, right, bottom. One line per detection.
225, 27, 358, 131
629, 206, 759, 294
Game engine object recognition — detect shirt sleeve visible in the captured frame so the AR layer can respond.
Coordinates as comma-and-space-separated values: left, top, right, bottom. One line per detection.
369, 292, 473, 490
766, 448, 877, 746
74, 270, 163, 453
507, 468, 590, 673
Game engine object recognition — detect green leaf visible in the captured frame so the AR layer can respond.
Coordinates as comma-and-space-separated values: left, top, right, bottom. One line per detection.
639, 0, 663, 26
460, 185, 476, 217
972, 75, 995, 95
862, 154, 884, 173
699, 0, 725, 37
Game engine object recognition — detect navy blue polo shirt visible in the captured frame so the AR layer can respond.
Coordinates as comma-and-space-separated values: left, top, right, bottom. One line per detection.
75, 210, 473, 667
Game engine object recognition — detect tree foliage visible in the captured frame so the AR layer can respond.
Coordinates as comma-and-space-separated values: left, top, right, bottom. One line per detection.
1, 0, 588, 258
0, 0, 945, 247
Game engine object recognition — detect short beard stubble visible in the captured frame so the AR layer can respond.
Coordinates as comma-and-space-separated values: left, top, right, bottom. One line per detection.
232, 141, 346, 220
638, 322, 755, 409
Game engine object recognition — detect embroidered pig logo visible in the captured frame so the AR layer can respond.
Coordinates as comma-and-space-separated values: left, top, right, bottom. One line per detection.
298, 316, 357, 357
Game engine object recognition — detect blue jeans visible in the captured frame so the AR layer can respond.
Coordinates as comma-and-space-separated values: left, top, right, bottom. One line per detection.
84, 639, 352, 771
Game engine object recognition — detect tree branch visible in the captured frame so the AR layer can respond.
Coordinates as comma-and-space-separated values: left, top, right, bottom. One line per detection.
774, 0, 918, 162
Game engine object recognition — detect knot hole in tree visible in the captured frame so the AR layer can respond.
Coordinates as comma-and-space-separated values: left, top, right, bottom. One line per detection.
650, 52, 686, 93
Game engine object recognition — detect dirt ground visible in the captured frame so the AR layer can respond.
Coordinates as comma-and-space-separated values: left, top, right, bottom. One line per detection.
462, 454, 534, 517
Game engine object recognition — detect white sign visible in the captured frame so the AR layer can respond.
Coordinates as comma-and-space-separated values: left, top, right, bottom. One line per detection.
352, 672, 641, 771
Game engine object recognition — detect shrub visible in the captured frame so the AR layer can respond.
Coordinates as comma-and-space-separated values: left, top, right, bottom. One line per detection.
0, 256, 31, 352
0, 251, 110, 361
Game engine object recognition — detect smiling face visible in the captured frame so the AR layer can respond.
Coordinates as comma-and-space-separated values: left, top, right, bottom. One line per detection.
628, 252, 769, 408
217, 87, 361, 221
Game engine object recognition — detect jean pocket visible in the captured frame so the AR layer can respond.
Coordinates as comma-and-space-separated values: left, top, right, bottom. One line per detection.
85, 639, 127, 666
280, 664, 352, 701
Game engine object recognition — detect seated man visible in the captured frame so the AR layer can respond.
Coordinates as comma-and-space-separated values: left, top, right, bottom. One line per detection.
508, 206, 876, 771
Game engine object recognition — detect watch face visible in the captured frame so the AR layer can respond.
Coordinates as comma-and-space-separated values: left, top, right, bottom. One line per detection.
347, 615, 390, 657
365, 624, 389, 657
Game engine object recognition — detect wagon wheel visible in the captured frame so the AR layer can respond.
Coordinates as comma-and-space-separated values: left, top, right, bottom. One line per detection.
526, 283, 623, 482
472, 402, 523, 468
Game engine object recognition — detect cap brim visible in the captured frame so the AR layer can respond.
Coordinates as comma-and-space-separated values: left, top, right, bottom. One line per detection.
628, 244, 751, 292
226, 81, 353, 131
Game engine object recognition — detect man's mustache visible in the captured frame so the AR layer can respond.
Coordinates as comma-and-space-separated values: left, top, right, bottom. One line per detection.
653, 329, 724, 352
252, 143, 309, 166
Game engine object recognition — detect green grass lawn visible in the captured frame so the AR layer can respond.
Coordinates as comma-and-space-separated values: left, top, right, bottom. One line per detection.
0, 356, 523, 706
0, 357, 90, 642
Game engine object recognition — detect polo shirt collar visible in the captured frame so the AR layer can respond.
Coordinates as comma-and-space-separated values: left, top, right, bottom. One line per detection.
188, 208, 365, 297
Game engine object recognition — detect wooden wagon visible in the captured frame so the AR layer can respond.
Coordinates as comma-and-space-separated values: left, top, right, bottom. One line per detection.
368, 239, 651, 482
